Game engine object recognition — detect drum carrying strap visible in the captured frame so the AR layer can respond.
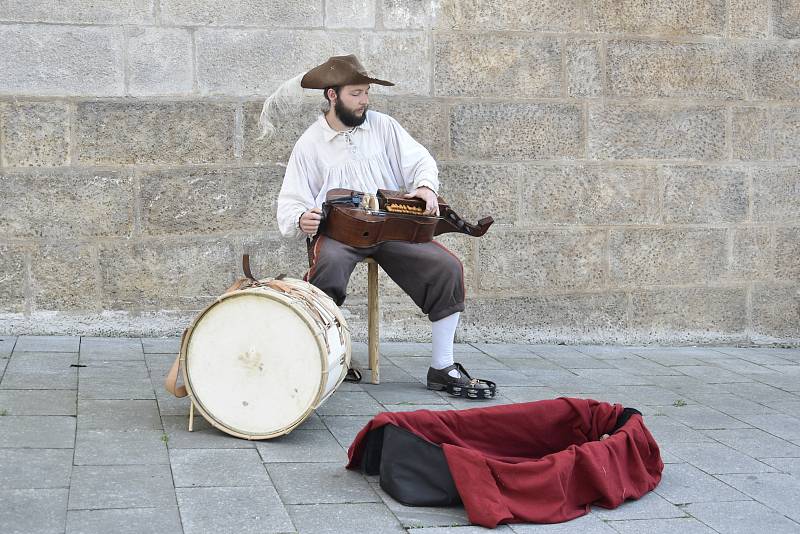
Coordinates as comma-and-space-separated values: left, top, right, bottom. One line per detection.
164, 329, 189, 398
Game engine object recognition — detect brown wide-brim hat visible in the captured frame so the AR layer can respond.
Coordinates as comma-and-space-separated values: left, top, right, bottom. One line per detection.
301, 54, 395, 89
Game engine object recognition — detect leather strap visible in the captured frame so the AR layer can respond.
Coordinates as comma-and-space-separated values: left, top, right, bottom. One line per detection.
224, 278, 250, 294
164, 329, 189, 398
243, 254, 256, 281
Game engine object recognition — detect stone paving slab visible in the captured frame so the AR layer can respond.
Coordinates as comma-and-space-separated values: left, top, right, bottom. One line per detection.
0, 352, 78, 390
171, 448, 270, 487
510, 513, 617, 533
753, 372, 800, 393
320, 414, 374, 449
684, 500, 800, 534
718, 473, 800, 523
315, 390, 386, 416
660, 405, 751, 430
68, 464, 175, 510
639, 353, 708, 367
575, 345, 641, 359
768, 400, 800, 417
1, 338, 800, 533
672, 365, 755, 384
654, 462, 749, 504
141, 337, 181, 354
410, 527, 514, 534
177, 486, 294, 534
14, 335, 80, 352
649, 375, 729, 397
0, 488, 69, 534
715, 347, 797, 364
363, 381, 451, 405
719, 382, 799, 404
447, 351, 512, 370
0, 389, 76, 415
77, 376, 156, 400
708, 358, 778, 374
702, 428, 800, 458
255, 429, 348, 464
606, 517, 718, 534
371, 481, 471, 529
611, 355, 682, 376
0, 415, 76, 448
154, 386, 193, 416
590, 492, 687, 521
497, 385, 563, 403
0, 448, 73, 489
73, 429, 169, 465
162, 415, 257, 449
65, 507, 183, 534
79, 337, 144, 361
608, 385, 687, 406
76, 399, 162, 430
266, 462, 379, 505
573, 368, 656, 386
497, 356, 564, 372
542, 351, 619, 370
471, 342, 539, 358
145, 352, 177, 373
639, 416, 715, 445
367, 362, 420, 383
762, 457, 800, 477
666, 442, 779, 475
287, 502, 406, 533
381, 403, 457, 412
79, 359, 149, 378
684, 392, 775, 416
0, 335, 16, 357
734, 413, 800, 441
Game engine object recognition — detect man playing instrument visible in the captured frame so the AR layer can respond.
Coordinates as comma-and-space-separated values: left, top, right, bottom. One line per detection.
267, 55, 493, 399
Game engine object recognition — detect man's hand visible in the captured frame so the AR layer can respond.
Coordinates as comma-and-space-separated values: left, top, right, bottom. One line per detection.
403, 186, 439, 216
299, 208, 322, 236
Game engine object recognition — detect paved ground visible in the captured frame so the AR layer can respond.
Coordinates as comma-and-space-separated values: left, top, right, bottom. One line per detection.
1, 336, 799, 533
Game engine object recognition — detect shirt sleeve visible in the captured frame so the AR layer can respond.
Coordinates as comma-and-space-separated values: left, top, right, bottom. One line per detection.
276, 143, 316, 240
383, 115, 439, 194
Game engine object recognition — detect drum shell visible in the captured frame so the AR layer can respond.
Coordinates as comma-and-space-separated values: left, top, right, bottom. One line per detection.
179, 279, 350, 440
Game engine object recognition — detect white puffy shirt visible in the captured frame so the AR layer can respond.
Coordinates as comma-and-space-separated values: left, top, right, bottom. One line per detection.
276, 110, 439, 240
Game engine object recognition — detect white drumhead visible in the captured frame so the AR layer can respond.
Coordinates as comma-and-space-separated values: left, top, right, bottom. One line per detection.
185, 291, 324, 437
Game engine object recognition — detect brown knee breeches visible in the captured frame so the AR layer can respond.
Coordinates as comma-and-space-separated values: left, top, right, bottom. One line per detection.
305, 236, 465, 322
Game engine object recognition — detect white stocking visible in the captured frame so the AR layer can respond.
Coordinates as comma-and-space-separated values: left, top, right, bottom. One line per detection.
431, 312, 461, 377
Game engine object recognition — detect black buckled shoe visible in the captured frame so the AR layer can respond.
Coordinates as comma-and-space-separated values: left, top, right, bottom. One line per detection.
426, 363, 496, 400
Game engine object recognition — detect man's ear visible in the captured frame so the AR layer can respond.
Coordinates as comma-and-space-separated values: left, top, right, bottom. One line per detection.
326, 88, 337, 105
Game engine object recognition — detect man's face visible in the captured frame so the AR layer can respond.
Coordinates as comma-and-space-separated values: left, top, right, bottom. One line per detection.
331, 84, 370, 127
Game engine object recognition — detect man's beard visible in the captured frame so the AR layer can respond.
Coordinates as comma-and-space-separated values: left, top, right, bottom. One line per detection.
334, 102, 368, 127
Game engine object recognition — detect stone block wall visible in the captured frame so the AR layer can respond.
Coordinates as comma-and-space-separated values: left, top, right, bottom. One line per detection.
0, 0, 798, 344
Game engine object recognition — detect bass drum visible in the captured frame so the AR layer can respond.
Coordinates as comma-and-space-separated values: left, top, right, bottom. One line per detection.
180, 277, 351, 440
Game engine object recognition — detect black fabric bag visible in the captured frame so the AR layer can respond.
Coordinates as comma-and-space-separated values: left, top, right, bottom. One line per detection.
359, 423, 461, 507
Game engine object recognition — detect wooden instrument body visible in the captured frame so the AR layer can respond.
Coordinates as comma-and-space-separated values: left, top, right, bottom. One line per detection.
320, 188, 493, 248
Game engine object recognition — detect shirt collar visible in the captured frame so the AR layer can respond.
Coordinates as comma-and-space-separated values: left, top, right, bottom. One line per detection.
318, 112, 371, 143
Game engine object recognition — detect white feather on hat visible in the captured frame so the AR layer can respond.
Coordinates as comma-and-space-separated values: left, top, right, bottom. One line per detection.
257, 72, 306, 140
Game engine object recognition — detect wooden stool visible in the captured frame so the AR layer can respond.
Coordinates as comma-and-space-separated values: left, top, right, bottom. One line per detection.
363, 257, 380, 384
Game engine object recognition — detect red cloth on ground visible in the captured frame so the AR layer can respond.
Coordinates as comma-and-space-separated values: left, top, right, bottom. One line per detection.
347, 397, 663, 528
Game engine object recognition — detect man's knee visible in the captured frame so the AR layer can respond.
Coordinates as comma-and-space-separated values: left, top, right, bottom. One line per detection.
306, 237, 361, 305
432, 243, 464, 287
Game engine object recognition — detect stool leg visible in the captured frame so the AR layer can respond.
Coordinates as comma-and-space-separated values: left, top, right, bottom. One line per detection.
188, 400, 195, 432
367, 261, 380, 385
